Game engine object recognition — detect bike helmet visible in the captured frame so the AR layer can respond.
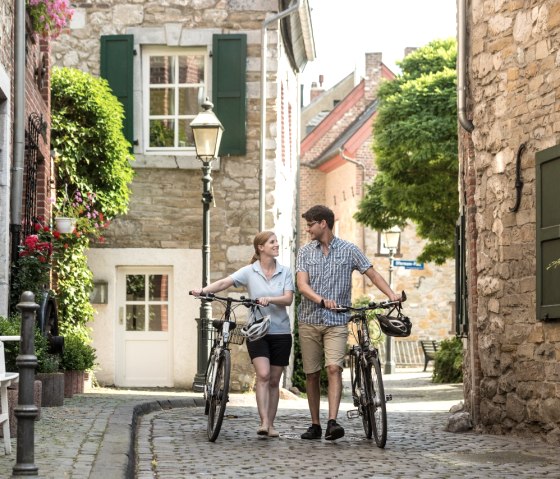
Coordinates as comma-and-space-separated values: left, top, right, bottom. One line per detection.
240, 306, 270, 341
375, 307, 412, 338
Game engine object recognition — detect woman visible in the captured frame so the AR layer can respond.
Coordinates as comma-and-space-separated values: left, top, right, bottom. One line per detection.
192, 231, 294, 438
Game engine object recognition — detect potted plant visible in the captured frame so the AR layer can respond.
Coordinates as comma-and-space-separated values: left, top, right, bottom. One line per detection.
26, 0, 74, 39
60, 333, 96, 397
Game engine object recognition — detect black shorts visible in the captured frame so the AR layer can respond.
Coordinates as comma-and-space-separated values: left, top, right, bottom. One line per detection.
246, 334, 292, 366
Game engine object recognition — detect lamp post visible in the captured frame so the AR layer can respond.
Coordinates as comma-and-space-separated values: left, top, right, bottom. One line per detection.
382, 226, 401, 375
190, 99, 224, 391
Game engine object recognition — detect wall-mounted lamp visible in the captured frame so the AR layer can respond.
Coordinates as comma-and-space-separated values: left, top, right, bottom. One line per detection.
90, 280, 108, 304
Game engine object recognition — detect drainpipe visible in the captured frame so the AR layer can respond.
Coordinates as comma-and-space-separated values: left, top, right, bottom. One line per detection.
340, 148, 367, 294
10, 0, 26, 278
458, 0, 474, 132
260, 0, 301, 231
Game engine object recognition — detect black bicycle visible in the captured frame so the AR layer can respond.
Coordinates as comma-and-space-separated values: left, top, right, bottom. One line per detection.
334, 291, 410, 448
190, 292, 261, 441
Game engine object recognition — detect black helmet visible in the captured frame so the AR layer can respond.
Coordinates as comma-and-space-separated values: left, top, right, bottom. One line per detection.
376, 307, 412, 337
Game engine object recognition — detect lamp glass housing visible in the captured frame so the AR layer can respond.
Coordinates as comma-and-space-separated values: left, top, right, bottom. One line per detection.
383, 226, 401, 251
190, 100, 224, 160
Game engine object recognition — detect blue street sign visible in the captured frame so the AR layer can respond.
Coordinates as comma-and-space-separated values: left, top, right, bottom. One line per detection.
392, 259, 424, 270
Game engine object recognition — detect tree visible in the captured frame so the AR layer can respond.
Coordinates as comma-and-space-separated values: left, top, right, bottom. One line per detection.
51, 67, 134, 337
355, 39, 457, 264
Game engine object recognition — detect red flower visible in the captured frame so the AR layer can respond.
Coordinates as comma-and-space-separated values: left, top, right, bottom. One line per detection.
34, 223, 41, 232
53, 231, 61, 239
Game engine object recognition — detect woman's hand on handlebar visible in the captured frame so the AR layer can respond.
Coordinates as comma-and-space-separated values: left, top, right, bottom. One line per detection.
190, 288, 204, 297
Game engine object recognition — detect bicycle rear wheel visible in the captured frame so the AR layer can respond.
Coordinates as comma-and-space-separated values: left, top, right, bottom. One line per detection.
366, 356, 387, 448
351, 353, 372, 438
207, 349, 231, 442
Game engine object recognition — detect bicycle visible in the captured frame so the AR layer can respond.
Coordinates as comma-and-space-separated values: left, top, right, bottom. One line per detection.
333, 291, 411, 448
190, 292, 262, 442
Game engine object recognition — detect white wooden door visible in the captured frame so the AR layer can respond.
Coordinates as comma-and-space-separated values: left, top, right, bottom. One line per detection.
116, 267, 173, 387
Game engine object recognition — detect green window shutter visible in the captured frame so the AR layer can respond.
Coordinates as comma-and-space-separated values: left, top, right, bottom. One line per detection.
536, 145, 560, 320
212, 34, 247, 156
100, 35, 134, 147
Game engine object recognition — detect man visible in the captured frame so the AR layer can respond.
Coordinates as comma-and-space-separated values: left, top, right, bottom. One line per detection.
296, 205, 400, 440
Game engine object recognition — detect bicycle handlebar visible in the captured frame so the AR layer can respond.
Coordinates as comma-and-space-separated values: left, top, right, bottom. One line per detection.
189, 291, 260, 307
331, 291, 407, 313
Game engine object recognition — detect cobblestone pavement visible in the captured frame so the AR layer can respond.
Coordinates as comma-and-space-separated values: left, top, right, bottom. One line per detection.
1, 371, 560, 478
136, 372, 560, 479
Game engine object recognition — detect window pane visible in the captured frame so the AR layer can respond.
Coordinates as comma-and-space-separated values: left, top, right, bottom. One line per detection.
149, 275, 168, 301
178, 88, 200, 115
178, 55, 204, 84
150, 119, 175, 147
126, 275, 145, 300
150, 88, 175, 115
126, 305, 145, 331
149, 305, 169, 331
178, 120, 195, 148
150, 56, 175, 84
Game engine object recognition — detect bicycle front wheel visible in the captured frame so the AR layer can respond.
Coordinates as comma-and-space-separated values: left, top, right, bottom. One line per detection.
207, 349, 231, 442
366, 356, 387, 448
351, 353, 372, 438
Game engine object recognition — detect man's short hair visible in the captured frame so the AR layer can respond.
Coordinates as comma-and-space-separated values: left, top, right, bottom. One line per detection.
302, 205, 335, 230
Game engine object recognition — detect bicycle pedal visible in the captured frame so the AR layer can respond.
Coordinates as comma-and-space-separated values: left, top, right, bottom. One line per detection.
346, 409, 360, 419
385, 394, 393, 402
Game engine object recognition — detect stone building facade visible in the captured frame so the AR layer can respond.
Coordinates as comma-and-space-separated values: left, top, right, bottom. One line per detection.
459, 0, 560, 444
300, 53, 456, 349
51, 0, 314, 388
0, 2, 53, 316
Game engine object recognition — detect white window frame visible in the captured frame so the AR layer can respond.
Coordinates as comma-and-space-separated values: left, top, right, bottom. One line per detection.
142, 46, 208, 155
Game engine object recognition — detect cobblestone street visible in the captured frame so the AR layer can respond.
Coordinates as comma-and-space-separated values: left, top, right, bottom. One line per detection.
136, 372, 560, 478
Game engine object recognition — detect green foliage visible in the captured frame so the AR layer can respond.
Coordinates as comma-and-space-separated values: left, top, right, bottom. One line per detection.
432, 337, 463, 383
51, 67, 134, 220
352, 295, 384, 345
55, 240, 94, 335
0, 314, 60, 373
291, 292, 328, 394
355, 38, 458, 265
60, 332, 97, 372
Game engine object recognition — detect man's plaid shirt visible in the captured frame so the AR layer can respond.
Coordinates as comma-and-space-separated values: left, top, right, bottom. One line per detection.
296, 236, 372, 326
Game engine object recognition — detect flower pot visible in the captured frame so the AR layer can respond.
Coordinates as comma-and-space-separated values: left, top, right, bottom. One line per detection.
64, 370, 85, 397
55, 217, 76, 234
36, 372, 64, 407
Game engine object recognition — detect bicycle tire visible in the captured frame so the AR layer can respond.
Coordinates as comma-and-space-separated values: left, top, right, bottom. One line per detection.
207, 349, 231, 442
203, 353, 215, 416
367, 356, 387, 448
351, 352, 372, 438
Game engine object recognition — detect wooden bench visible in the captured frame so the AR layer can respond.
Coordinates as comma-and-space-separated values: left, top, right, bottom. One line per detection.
419, 340, 439, 371
0, 335, 20, 454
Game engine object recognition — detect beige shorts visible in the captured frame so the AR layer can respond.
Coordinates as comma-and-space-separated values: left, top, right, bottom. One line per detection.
298, 323, 348, 374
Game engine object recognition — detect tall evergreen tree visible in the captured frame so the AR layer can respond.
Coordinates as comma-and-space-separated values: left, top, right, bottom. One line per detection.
355, 39, 457, 264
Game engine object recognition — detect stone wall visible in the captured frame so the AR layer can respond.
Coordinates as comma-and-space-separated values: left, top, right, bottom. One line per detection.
461, 0, 560, 444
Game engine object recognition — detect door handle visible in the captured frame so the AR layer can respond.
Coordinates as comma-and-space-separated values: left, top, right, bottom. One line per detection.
119, 307, 124, 325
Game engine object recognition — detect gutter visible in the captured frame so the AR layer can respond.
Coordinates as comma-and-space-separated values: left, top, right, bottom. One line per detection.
458, 0, 474, 132
10, 0, 26, 278
259, 0, 301, 231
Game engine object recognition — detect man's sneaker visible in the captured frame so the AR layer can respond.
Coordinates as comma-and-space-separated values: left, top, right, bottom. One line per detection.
301, 424, 322, 440
325, 419, 345, 440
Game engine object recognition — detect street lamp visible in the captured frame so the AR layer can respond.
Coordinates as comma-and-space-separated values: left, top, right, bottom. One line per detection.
382, 226, 401, 375
190, 99, 224, 391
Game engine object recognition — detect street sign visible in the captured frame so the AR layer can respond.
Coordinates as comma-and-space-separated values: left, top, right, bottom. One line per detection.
392, 259, 424, 270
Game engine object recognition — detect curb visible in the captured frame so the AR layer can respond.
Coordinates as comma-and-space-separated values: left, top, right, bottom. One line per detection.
89, 397, 204, 479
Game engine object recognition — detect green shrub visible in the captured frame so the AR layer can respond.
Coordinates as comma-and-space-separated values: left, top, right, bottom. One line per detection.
60, 333, 96, 372
432, 336, 463, 383
0, 314, 59, 373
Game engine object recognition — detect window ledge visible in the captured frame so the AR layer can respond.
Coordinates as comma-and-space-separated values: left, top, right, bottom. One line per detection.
132, 153, 221, 170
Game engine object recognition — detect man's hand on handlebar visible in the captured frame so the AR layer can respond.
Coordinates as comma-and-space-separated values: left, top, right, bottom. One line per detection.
190, 288, 207, 297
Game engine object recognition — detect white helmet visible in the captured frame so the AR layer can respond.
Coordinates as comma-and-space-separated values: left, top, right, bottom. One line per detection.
241, 306, 270, 342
